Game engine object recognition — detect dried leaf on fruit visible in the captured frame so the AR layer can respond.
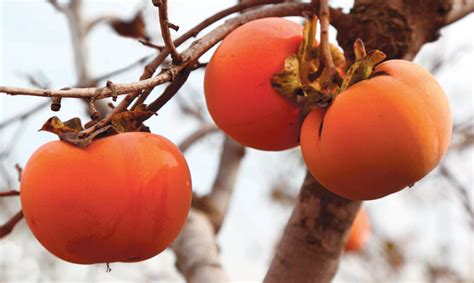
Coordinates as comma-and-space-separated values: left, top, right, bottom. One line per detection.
111, 111, 154, 133
40, 117, 116, 148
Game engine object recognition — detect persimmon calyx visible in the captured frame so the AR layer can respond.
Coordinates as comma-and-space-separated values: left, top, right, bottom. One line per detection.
338, 39, 386, 94
271, 15, 345, 108
40, 110, 154, 148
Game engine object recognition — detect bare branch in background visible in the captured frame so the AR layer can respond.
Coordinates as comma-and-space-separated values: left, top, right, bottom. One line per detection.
439, 165, 474, 230
139, 39, 165, 51
173, 137, 245, 282
179, 124, 219, 153
0, 101, 49, 130
172, 209, 228, 283
93, 55, 153, 84
198, 138, 245, 232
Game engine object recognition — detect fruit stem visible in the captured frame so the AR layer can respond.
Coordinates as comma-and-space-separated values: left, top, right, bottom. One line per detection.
298, 15, 318, 85
338, 39, 386, 94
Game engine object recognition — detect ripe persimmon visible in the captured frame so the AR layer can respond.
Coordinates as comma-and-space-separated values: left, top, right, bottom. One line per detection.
300, 60, 452, 200
345, 207, 371, 252
204, 17, 303, 151
20, 132, 192, 264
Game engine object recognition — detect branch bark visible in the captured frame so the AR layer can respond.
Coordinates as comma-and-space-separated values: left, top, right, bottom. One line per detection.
82, 2, 327, 135
154, 0, 182, 63
336, 0, 474, 61
0, 190, 20, 197
264, 173, 361, 283
0, 210, 24, 239
172, 137, 245, 283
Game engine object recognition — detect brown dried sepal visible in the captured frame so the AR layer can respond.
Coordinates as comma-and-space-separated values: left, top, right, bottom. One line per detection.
338, 39, 386, 93
271, 15, 346, 109
39, 117, 116, 148
111, 110, 154, 133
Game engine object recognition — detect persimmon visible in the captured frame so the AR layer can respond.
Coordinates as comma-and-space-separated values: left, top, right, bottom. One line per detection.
345, 207, 371, 252
300, 59, 452, 200
20, 132, 192, 264
204, 17, 303, 151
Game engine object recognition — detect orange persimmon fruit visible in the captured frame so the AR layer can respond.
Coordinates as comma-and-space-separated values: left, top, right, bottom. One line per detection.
20, 132, 192, 264
345, 207, 371, 252
204, 17, 303, 151
300, 60, 452, 200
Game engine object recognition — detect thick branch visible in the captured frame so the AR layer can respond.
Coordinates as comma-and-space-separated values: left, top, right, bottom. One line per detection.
337, 0, 474, 61
445, 0, 474, 25
203, 137, 245, 231
171, 209, 228, 283
264, 173, 361, 283
173, 137, 245, 283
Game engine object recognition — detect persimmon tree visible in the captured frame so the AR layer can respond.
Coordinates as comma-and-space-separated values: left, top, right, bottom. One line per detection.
0, 0, 473, 282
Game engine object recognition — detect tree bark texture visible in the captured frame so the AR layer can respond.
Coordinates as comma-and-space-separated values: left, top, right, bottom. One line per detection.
264, 173, 361, 283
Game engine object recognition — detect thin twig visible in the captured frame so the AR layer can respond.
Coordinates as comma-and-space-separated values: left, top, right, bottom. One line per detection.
439, 165, 474, 230
154, 0, 183, 63
139, 39, 165, 51
146, 67, 192, 113
0, 210, 24, 239
84, 2, 319, 136
319, 0, 337, 86
0, 190, 20, 197
131, 0, 282, 110
0, 101, 49, 130
91, 55, 152, 84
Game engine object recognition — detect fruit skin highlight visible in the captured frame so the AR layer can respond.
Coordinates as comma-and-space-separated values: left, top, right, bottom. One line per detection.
204, 17, 303, 151
345, 208, 371, 252
300, 60, 452, 200
20, 132, 192, 264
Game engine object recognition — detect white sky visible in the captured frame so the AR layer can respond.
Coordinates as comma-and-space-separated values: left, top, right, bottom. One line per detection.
0, 1, 473, 282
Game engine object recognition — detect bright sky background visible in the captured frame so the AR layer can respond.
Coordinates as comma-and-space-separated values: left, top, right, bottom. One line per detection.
0, 1, 473, 282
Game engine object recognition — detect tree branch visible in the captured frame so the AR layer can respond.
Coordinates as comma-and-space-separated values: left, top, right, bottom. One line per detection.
0, 210, 24, 239
173, 137, 245, 283
319, 0, 337, 86
0, 190, 20, 197
172, 209, 228, 283
264, 173, 361, 283
200, 138, 245, 232
445, 0, 474, 25
83, 2, 329, 136
179, 124, 219, 153
439, 165, 474, 230
154, 0, 182, 63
